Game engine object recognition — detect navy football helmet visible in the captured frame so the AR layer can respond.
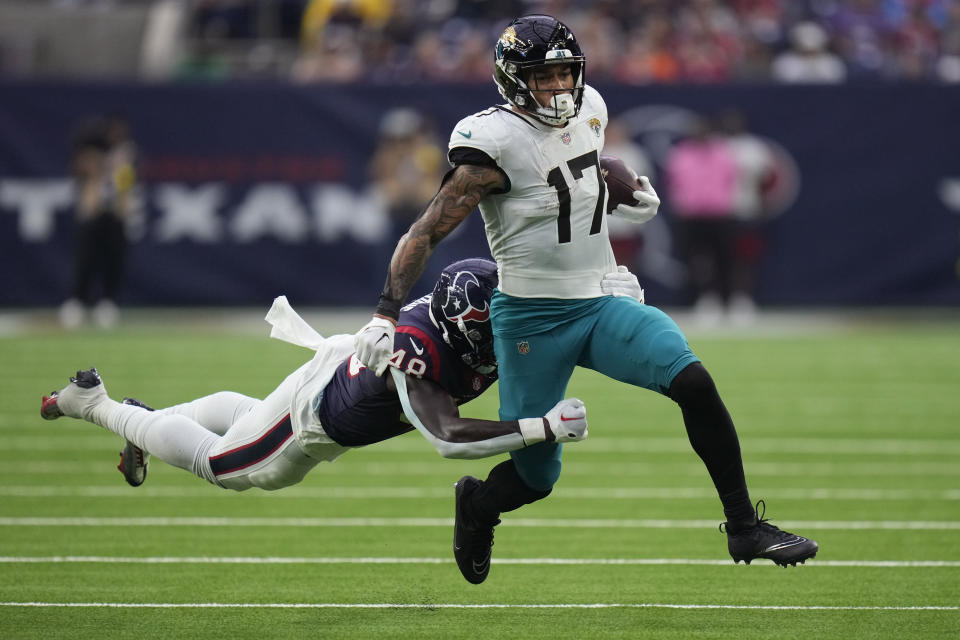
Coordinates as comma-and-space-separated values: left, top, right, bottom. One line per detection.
430, 258, 498, 375
493, 14, 586, 127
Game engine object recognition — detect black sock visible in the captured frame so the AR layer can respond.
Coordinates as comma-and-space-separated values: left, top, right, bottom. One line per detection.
668, 362, 756, 528
468, 459, 551, 524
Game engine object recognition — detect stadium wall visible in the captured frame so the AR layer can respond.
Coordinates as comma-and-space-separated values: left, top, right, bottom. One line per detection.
1, 80, 958, 307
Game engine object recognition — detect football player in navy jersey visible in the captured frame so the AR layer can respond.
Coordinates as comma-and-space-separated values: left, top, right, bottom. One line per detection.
354, 14, 817, 584
40, 258, 588, 494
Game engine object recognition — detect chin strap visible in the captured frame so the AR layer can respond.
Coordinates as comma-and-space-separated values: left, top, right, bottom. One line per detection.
531, 92, 576, 126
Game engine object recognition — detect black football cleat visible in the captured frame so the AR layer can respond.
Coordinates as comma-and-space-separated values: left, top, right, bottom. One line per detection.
453, 476, 499, 585
117, 398, 153, 487
723, 500, 818, 567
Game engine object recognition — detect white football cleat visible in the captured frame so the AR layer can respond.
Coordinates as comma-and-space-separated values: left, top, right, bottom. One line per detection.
41, 368, 107, 421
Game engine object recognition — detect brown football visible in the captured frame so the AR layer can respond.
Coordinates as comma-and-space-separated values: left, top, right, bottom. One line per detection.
600, 154, 641, 213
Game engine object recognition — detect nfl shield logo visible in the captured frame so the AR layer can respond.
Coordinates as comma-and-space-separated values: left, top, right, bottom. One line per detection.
517, 341, 530, 355
560, 132, 571, 145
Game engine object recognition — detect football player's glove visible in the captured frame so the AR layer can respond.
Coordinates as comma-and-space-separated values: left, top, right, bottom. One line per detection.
354, 315, 396, 376
544, 398, 588, 442
601, 265, 644, 303
612, 176, 659, 224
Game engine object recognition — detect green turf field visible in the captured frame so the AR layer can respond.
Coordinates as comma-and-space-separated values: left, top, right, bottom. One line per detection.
1, 313, 958, 638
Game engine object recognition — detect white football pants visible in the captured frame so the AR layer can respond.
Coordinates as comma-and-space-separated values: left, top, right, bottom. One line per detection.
89, 371, 327, 491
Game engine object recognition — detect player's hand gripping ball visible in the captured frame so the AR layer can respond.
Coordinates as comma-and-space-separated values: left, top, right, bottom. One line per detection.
600, 155, 660, 223
600, 155, 640, 213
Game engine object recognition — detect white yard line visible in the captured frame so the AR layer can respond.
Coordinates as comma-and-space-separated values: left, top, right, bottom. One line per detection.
1, 485, 957, 501
7, 435, 960, 455
0, 556, 957, 568
0, 601, 955, 611
0, 516, 958, 530
5, 461, 960, 477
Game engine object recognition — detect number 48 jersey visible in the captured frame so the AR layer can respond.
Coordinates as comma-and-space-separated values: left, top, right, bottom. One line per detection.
447, 85, 617, 299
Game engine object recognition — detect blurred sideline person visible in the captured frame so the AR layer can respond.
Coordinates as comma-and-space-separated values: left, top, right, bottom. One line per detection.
353, 15, 818, 584
41, 259, 588, 493
771, 21, 847, 83
59, 116, 137, 329
368, 107, 446, 243
719, 108, 777, 323
664, 114, 740, 325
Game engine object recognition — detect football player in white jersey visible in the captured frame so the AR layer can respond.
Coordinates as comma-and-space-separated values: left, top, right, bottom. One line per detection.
355, 14, 818, 584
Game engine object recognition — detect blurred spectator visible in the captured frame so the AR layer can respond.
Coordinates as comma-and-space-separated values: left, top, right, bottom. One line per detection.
819, 0, 892, 78
367, 107, 446, 241
718, 108, 776, 323
9, 1, 955, 83
59, 116, 137, 329
664, 115, 740, 325
673, 0, 742, 82
165, 0, 960, 84
615, 13, 681, 83
771, 21, 847, 83
889, 1, 942, 79
292, 0, 389, 82
938, 0, 960, 82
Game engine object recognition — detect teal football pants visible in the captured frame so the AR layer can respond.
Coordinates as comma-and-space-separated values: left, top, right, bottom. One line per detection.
493, 295, 700, 492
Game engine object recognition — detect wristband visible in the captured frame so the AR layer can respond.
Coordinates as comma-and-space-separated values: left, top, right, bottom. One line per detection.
375, 295, 401, 321
518, 417, 548, 445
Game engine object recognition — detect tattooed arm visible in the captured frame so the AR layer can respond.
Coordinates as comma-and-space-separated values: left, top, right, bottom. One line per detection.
353, 164, 506, 374
378, 164, 506, 318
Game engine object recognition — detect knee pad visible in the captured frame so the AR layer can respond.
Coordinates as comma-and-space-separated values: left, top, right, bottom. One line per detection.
650, 329, 693, 369
667, 362, 717, 404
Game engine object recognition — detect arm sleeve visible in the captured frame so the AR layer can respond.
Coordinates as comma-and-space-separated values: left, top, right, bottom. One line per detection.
389, 368, 545, 459
445, 147, 511, 194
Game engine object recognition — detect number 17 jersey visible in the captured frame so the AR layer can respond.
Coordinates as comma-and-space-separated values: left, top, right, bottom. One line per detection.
447, 85, 616, 299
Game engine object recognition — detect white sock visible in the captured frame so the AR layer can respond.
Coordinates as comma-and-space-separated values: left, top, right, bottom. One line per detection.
90, 400, 219, 484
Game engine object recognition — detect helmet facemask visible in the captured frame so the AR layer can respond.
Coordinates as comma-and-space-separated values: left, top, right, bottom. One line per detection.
493, 16, 586, 127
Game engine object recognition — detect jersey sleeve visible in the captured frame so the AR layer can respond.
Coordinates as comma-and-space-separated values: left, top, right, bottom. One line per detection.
446, 111, 512, 193
448, 112, 501, 164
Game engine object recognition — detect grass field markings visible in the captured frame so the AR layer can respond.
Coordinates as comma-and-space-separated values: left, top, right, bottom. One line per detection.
1, 517, 958, 530
2, 485, 958, 501
9, 435, 960, 455
1, 556, 958, 568
6, 461, 960, 477
0, 602, 956, 612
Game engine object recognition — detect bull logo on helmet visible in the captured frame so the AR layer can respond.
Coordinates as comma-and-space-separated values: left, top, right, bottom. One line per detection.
438, 270, 490, 327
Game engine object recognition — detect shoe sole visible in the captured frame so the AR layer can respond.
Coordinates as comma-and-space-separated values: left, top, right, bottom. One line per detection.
117, 442, 148, 487
40, 393, 63, 420
117, 398, 152, 487
733, 549, 818, 567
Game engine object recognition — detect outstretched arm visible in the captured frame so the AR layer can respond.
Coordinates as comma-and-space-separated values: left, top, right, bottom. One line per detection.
355, 164, 506, 375
388, 368, 587, 459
